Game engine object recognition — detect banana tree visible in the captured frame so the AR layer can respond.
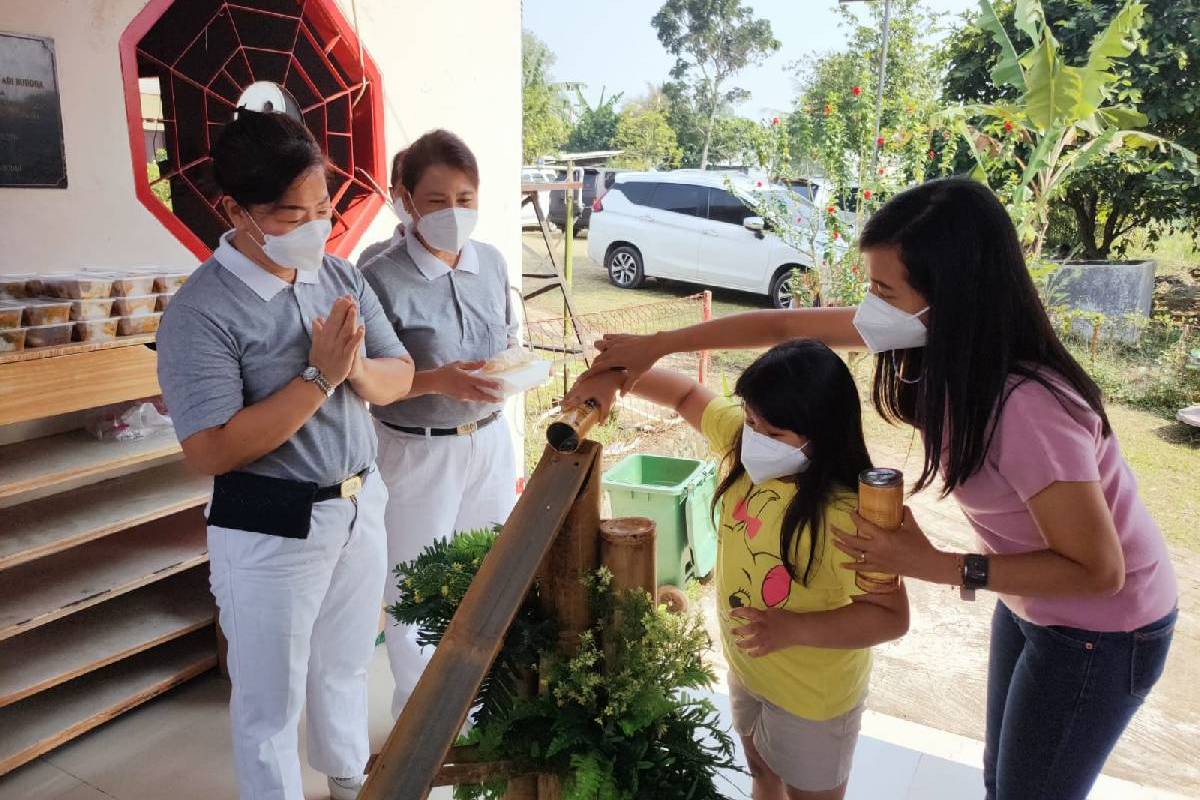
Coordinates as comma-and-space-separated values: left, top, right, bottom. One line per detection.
941, 0, 1196, 260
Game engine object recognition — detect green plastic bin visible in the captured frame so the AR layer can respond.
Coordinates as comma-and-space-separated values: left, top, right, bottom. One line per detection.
601, 454, 718, 588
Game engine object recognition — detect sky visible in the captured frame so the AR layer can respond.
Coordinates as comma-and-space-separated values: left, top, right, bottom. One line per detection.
521, 0, 982, 118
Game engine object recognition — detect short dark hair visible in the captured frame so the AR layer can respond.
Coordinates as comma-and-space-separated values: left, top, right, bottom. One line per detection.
389, 148, 408, 190
399, 129, 479, 193
211, 108, 326, 207
860, 177, 1110, 496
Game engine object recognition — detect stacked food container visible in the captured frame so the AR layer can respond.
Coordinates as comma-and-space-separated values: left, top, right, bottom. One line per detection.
0, 269, 190, 353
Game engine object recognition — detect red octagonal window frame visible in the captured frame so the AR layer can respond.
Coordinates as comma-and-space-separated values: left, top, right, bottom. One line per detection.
119, 0, 387, 261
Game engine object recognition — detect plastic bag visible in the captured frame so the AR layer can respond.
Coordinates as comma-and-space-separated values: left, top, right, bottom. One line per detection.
87, 397, 174, 442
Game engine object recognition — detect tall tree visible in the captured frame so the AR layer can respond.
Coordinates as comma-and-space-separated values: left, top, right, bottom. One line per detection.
941, 0, 1200, 258
565, 88, 623, 153
521, 31, 570, 162
613, 108, 683, 169
652, 0, 780, 169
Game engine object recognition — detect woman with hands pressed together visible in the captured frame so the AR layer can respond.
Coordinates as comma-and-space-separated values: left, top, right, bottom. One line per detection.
569, 178, 1177, 800
156, 109, 414, 800
570, 340, 909, 800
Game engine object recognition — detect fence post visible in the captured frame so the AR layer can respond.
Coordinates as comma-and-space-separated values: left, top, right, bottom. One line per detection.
699, 290, 713, 385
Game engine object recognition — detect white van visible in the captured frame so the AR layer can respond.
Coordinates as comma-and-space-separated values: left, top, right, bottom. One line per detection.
587, 171, 842, 308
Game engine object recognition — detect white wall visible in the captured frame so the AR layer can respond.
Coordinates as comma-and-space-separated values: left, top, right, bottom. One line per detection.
0, 0, 526, 470
0, 0, 523, 279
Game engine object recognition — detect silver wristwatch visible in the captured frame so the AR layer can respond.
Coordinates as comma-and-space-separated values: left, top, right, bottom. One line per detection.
301, 365, 336, 399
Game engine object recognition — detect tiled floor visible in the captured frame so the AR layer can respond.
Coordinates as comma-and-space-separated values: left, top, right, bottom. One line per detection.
0, 646, 1185, 800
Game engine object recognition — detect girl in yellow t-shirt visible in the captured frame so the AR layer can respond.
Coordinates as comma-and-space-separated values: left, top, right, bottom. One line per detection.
572, 339, 909, 800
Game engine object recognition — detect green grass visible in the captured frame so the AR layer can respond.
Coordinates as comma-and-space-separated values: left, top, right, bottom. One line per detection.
1124, 228, 1199, 279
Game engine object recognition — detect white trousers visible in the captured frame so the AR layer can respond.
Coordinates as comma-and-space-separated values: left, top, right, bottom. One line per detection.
207, 470, 388, 800
375, 417, 518, 719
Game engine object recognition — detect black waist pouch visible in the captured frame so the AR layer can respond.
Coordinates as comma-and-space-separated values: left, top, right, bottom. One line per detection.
208, 471, 318, 539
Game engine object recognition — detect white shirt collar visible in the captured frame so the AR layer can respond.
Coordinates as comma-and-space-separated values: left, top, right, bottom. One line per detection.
213, 230, 319, 301
405, 235, 479, 281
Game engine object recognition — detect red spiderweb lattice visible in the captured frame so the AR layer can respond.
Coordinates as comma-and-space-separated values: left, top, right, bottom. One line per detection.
119, 0, 386, 260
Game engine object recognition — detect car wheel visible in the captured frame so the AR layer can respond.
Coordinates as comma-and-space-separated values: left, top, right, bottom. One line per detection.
607, 245, 645, 289
769, 267, 803, 309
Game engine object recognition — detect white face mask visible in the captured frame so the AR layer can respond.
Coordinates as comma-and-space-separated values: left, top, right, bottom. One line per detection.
852, 291, 930, 354
740, 424, 811, 484
414, 206, 478, 253
390, 198, 412, 228
248, 215, 331, 273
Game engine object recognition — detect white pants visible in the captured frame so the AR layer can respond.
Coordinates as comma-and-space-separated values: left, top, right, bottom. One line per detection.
375, 417, 517, 719
207, 470, 388, 800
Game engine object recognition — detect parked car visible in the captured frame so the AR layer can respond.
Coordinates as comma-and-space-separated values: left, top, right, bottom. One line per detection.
520, 167, 556, 229
549, 167, 624, 232
587, 171, 846, 308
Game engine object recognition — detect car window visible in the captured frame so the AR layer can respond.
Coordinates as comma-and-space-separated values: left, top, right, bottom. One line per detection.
707, 188, 753, 226
647, 183, 703, 216
616, 181, 656, 206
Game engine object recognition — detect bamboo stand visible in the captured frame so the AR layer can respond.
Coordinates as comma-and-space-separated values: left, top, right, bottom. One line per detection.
360, 442, 660, 800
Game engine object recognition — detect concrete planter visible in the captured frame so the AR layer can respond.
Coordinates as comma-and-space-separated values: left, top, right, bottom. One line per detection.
1045, 259, 1157, 344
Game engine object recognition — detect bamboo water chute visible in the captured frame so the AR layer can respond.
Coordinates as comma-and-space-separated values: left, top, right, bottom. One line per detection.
359, 441, 659, 800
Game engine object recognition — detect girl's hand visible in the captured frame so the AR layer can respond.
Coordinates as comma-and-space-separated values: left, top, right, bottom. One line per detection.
729, 607, 802, 658
833, 507, 954, 584
562, 369, 626, 418
576, 333, 662, 392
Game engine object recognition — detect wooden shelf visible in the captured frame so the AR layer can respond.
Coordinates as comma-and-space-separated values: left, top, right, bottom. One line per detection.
0, 508, 207, 642
0, 429, 181, 505
0, 460, 210, 571
0, 335, 156, 366
0, 338, 160, 427
0, 567, 214, 708
0, 629, 217, 775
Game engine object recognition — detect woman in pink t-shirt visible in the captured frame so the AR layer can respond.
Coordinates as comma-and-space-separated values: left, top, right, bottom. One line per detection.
569, 177, 1177, 800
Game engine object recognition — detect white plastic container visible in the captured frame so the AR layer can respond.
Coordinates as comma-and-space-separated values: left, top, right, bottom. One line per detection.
477, 359, 552, 398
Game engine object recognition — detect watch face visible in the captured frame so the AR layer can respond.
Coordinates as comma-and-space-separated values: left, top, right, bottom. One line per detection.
302, 366, 319, 382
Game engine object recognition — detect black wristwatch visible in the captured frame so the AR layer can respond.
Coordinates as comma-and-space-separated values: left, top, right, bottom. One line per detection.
960, 554, 990, 601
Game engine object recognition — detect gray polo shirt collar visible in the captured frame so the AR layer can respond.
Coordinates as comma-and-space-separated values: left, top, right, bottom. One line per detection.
213, 230, 319, 301
405, 235, 480, 281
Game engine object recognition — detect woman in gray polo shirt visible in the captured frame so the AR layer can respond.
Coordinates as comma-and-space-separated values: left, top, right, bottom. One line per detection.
361, 129, 519, 720
156, 110, 414, 800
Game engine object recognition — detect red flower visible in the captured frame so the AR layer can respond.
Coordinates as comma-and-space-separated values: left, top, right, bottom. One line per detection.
1004, 120, 1014, 132
833, 230, 841, 240
827, 205, 836, 214
772, 116, 781, 126
876, 136, 885, 147
852, 86, 862, 97
863, 190, 872, 200
756, 180, 763, 187
878, 167, 885, 176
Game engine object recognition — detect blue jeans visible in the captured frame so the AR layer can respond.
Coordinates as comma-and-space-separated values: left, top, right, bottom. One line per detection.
984, 601, 1176, 800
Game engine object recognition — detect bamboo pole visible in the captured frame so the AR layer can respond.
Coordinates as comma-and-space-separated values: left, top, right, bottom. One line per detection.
600, 517, 657, 601
537, 453, 602, 656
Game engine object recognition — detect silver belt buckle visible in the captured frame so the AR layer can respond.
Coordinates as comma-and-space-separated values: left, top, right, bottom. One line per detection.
456, 421, 479, 436
339, 474, 364, 499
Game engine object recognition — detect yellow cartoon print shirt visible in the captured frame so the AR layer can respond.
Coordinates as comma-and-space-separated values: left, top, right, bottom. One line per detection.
702, 396, 870, 721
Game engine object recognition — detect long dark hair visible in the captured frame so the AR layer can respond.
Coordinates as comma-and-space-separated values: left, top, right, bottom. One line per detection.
211, 108, 326, 207
713, 340, 873, 585
860, 177, 1110, 496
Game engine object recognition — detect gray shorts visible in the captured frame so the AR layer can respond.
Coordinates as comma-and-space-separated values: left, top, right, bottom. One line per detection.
728, 672, 864, 792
